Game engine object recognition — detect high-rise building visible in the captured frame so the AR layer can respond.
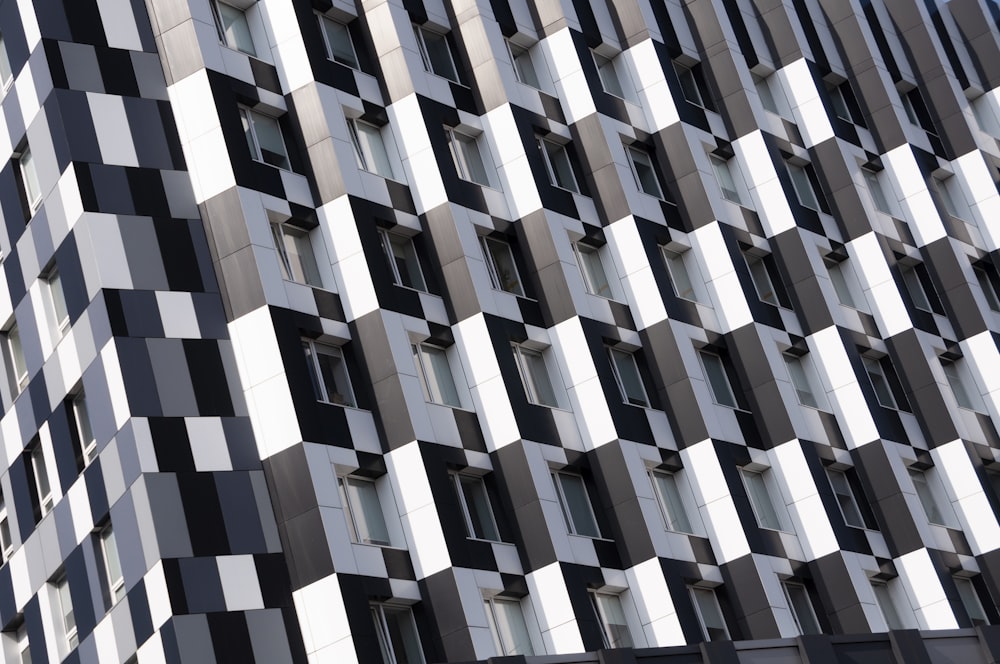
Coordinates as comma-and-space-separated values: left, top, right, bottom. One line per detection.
1, 0, 1000, 662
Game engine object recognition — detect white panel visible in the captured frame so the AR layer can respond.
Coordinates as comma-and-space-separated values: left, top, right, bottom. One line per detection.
292, 574, 352, 654
218, 555, 265, 610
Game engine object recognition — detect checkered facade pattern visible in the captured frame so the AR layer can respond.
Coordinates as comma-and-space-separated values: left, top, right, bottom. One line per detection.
2, 0, 1000, 662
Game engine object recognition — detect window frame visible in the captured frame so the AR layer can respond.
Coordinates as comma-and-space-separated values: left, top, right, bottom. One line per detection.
412, 342, 462, 408
786, 161, 822, 211
744, 251, 782, 307
783, 581, 821, 635
551, 471, 602, 538
348, 118, 396, 179
73, 390, 97, 467
711, 155, 744, 206
99, 524, 125, 604
30, 443, 52, 517
607, 347, 650, 408
740, 467, 786, 532
690, 586, 730, 641
240, 107, 291, 171
484, 596, 535, 656
413, 24, 459, 83
452, 473, 501, 542
211, 0, 257, 56
699, 350, 740, 409
379, 229, 427, 292
662, 246, 702, 303
941, 358, 983, 412
54, 574, 77, 649
590, 591, 634, 649
626, 144, 664, 199
908, 467, 953, 527
44, 267, 69, 338
18, 146, 41, 212
592, 51, 626, 99
573, 242, 613, 299
649, 469, 693, 533
318, 14, 359, 69
511, 344, 559, 408
954, 576, 989, 627
0, 490, 12, 562
371, 603, 426, 664
826, 468, 867, 530
974, 264, 1000, 312
445, 126, 494, 187
872, 580, 906, 631
537, 137, 580, 194
674, 61, 706, 108
480, 236, 525, 297
5, 323, 26, 395
783, 353, 825, 410
900, 262, 941, 314
863, 168, 894, 216
826, 257, 862, 310
302, 338, 357, 407
0, 33, 12, 91
271, 220, 322, 287
863, 355, 907, 411
339, 475, 392, 546
506, 39, 540, 89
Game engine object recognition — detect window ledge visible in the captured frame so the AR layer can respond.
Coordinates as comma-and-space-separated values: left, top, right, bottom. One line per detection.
567, 533, 614, 543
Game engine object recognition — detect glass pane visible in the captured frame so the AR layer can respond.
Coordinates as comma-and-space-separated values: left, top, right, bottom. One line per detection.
557, 474, 600, 538
217, 2, 256, 56
385, 233, 425, 291
594, 594, 633, 648
417, 345, 460, 407
975, 267, 1000, 311
48, 271, 69, 330
490, 599, 534, 655
577, 244, 611, 298
784, 356, 819, 408
676, 65, 702, 105
691, 588, 728, 641
20, 147, 40, 207
509, 43, 539, 88
420, 29, 457, 81
484, 238, 524, 296
788, 163, 819, 210
372, 607, 394, 663
785, 584, 820, 634
346, 478, 390, 545
955, 577, 989, 626
8, 325, 26, 390
943, 361, 977, 411
290, 228, 322, 286
58, 579, 75, 633
628, 147, 662, 198
665, 250, 698, 302
712, 157, 741, 204
594, 53, 624, 98
827, 261, 857, 308
271, 224, 293, 281
702, 352, 738, 408
653, 472, 692, 533
1, 517, 11, 553
610, 349, 648, 407
909, 469, 946, 525
827, 470, 865, 528
864, 357, 897, 409
383, 607, 424, 664
249, 112, 289, 170
902, 266, 932, 311
864, 170, 892, 214
518, 348, 558, 407
315, 344, 355, 406
939, 178, 962, 218
20, 646, 29, 664
0, 34, 11, 86
240, 108, 258, 159
829, 86, 851, 120
757, 78, 778, 114
459, 476, 499, 541
873, 583, 904, 630
743, 470, 782, 530
541, 140, 578, 193
455, 133, 490, 186
102, 527, 125, 600
32, 446, 50, 503
748, 257, 778, 305
322, 17, 357, 68
356, 122, 393, 178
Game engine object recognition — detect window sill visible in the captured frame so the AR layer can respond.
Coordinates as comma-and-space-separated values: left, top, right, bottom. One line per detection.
219, 42, 270, 64
359, 167, 407, 184
620, 400, 652, 410
548, 183, 582, 196
490, 286, 533, 301
423, 69, 465, 87
566, 532, 613, 542
315, 399, 365, 411
526, 401, 572, 413
352, 541, 407, 550
467, 536, 511, 545
250, 157, 293, 174
756, 525, 794, 535
457, 177, 502, 192
424, 400, 472, 412
327, 57, 360, 71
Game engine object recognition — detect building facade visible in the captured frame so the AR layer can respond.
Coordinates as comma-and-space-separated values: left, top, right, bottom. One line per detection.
0, 0, 999, 662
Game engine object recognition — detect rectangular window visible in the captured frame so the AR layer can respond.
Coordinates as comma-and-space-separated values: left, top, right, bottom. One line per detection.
30, 444, 52, 517
14, 625, 28, 664
0, 491, 12, 561
302, 339, 356, 407
372, 604, 425, 664
711, 156, 743, 205
44, 268, 69, 337
590, 592, 633, 648
826, 258, 860, 309
662, 247, 700, 303
593, 51, 625, 98
674, 62, 705, 107
380, 230, 426, 292
511, 345, 558, 408
909, 468, 949, 526
901, 262, 941, 313
745, 252, 780, 306
626, 145, 664, 199
827, 468, 866, 529
787, 162, 821, 211
99, 525, 124, 603
936, 175, 967, 220
955, 577, 989, 627
446, 127, 492, 187
506, 40, 539, 88
339, 476, 391, 546
690, 587, 730, 641
412, 343, 461, 407
942, 359, 982, 412
453, 474, 500, 541
828, 84, 852, 121
863, 356, 904, 411
19, 147, 40, 211
741, 468, 784, 531
240, 108, 290, 170
55, 576, 77, 648
73, 391, 96, 466
0, 33, 12, 89
608, 347, 649, 407
783, 582, 821, 634
485, 597, 534, 656
319, 15, 358, 68
872, 581, 905, 630
700, 351, 739, 409
413, 25, 458, 82
480, 236, 524, 296
756, 74, 786, 116
863, 169, 893, 215
348, 119, 395, 179
537, 138, 579, 193
271, 221, 322, 286
783, 354, 822, 409
650, 470, 692, 533
974, 265, 1000, 312
551, 472, 601, 538
212, 1, 256, 56
6, 324, 26, 394
574, 243, 612, 298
